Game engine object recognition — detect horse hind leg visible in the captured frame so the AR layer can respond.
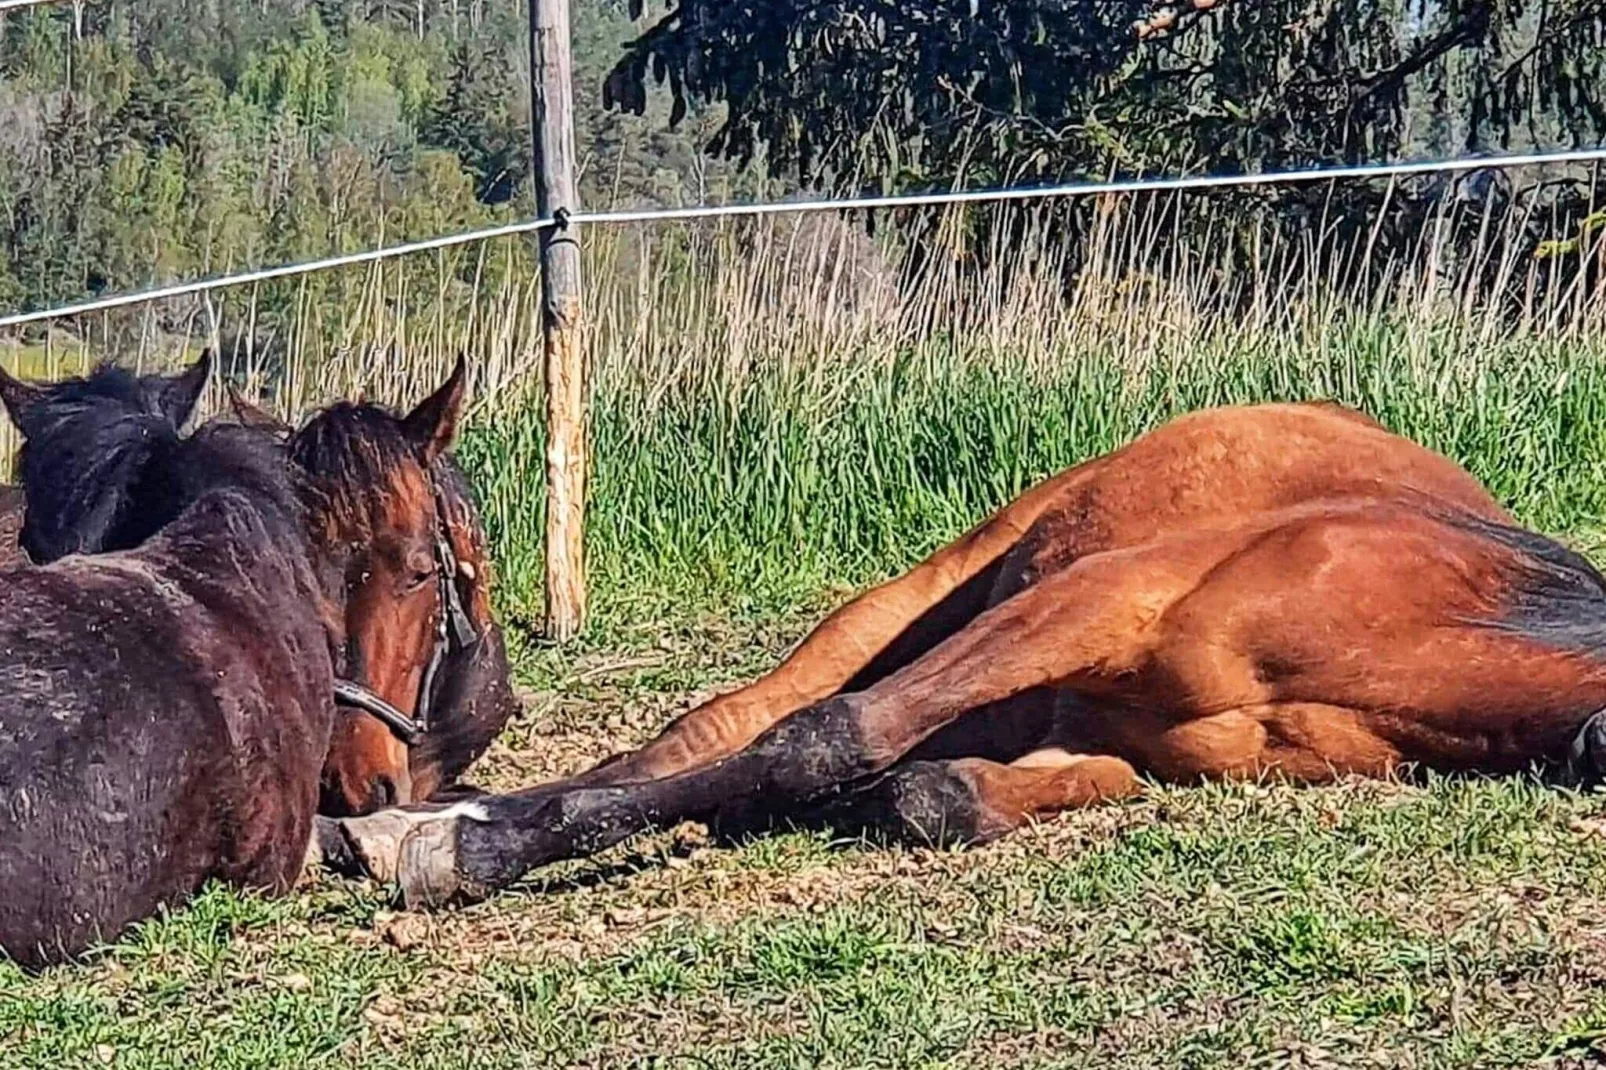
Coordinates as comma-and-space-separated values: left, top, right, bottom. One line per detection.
572, 473, 1086, 786
841, 749, 1139, 849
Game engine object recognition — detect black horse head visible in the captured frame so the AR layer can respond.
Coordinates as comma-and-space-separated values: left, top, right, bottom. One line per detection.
0, 352, 211, 562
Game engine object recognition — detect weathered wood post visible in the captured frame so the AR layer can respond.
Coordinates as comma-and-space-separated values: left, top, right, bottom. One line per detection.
528, 0, 586, 640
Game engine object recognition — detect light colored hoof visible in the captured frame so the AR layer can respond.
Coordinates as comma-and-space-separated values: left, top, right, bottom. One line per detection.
326, 801, 489, 902
397, 821, 467, 908
330, 810, 419, 884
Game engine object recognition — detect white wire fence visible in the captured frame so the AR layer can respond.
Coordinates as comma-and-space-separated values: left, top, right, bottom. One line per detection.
2, 146, 1605, 330
0, 0, 1603, 328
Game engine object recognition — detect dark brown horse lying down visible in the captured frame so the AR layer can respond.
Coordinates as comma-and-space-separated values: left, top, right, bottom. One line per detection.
0, 357, 515, 967
332, 400, 1606, 906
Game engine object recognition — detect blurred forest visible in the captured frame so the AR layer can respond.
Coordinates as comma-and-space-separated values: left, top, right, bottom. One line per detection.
0, 0, 755, 315
3, 0, 1606, 320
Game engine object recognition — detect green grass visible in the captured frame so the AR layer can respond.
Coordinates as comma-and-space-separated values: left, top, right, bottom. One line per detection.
462, 314, 1606, 632
7, 731, 1606, 1066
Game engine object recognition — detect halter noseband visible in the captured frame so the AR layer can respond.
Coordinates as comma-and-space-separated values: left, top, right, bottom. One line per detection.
331, 481, 481, 745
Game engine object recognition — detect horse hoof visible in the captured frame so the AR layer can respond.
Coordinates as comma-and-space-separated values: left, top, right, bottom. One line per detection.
397, 820, 468, 909
1567, 709, 1606, 787
324, 801, 489, 896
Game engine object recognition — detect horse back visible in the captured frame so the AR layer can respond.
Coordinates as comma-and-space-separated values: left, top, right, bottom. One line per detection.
984, 400, 1507, 603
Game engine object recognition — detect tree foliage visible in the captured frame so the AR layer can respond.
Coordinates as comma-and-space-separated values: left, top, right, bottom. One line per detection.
607, 0, 1606, 187
605, 0, 1606, 292
0, 0, 724, 315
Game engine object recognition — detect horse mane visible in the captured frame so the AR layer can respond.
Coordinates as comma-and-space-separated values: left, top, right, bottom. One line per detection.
15, 365, 192, 561
288, 401, 432, 545
12, 361, 312, 565
169, 420, 307, 535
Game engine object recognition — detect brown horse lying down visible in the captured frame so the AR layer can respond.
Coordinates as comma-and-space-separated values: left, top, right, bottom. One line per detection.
0, 358, 514, 967
333, 401, 1606, 906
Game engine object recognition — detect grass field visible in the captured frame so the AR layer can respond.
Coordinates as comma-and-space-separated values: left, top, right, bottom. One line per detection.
8, 201, 1606, 1066
7, 607, 1606, 1069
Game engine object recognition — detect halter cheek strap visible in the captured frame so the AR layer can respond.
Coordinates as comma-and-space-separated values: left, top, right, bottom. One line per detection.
332, 679, 426, 744
332, 483, 482, 745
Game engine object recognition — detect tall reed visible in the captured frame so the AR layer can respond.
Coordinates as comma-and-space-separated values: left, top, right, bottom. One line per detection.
7, 183, 1606, 628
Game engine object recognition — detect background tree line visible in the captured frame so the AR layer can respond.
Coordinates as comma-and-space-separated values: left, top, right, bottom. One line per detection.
0, 0, 744, 317
2, 0, 1605, 322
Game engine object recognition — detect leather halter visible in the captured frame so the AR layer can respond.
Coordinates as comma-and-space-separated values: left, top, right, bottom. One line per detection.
331, 483, 480, 744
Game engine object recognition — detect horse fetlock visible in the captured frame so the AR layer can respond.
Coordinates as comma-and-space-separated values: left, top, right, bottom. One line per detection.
877, 761, 990, 847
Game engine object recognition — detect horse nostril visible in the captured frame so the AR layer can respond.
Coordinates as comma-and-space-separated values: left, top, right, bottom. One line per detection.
369, 774, 402, 810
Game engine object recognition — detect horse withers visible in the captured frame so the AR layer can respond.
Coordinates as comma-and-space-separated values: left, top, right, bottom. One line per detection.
0, 356, 515, 967
332, 400, 1606, 905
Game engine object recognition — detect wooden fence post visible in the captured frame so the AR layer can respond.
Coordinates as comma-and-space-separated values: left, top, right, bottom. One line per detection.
528, 0, 586, 640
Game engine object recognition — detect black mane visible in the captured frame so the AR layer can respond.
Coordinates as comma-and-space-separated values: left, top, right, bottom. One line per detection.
166, 419, 309, 539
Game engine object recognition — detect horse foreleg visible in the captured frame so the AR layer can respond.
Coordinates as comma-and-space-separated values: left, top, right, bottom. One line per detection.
376, 547, 1187, 905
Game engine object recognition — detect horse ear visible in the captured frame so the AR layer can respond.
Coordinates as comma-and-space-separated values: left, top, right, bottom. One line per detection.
401, 354, 467, 463
157, 349, 212, 428
0, 364, 47, 438
227, 384, 292, 438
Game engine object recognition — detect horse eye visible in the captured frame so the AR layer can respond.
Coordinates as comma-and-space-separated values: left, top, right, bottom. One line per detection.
405, 553, 436, 591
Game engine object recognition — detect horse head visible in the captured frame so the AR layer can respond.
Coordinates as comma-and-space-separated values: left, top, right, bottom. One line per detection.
236, 357, 517, 816
0, 353, 210, 563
